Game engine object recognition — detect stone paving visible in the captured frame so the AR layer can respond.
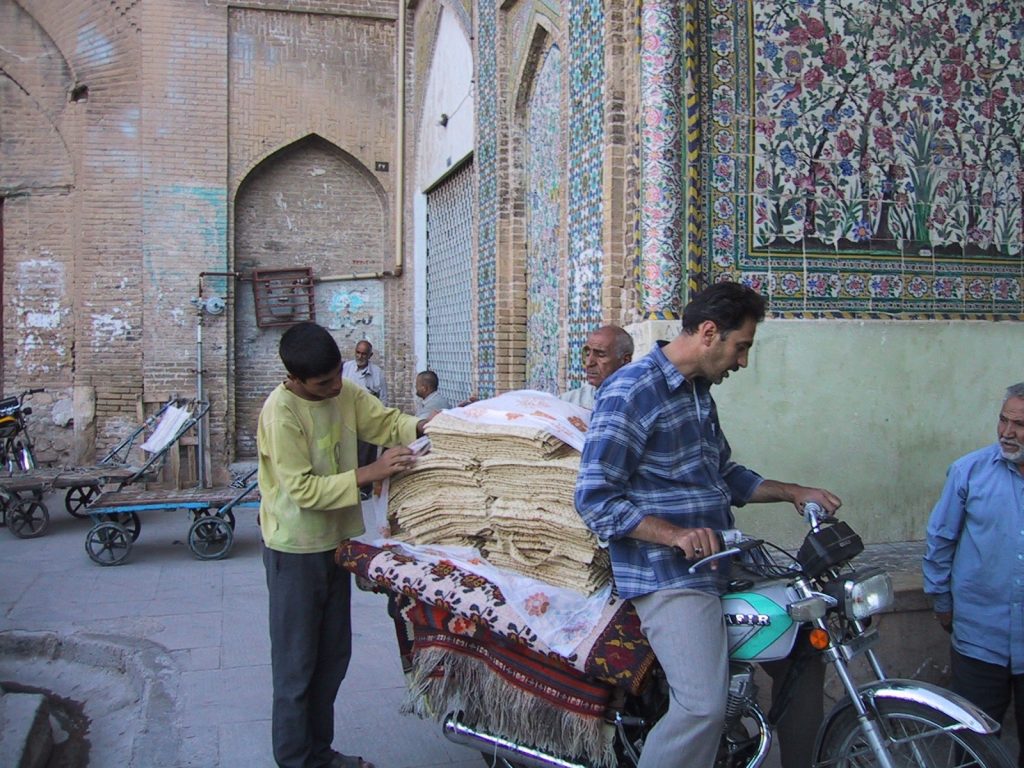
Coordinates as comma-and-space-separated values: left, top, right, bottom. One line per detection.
0, 493, 480, 768
0, 490, 965, 768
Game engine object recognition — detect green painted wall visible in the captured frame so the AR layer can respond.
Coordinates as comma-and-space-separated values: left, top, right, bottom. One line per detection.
707, 320, 1020, 547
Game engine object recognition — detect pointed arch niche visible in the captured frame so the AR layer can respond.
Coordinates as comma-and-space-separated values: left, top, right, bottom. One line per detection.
0, 3, 76, 389
515, 24, 564, 394
232, 134, 387, 457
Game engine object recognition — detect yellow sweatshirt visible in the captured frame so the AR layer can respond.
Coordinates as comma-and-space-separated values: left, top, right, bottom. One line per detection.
257, 380, 419, 553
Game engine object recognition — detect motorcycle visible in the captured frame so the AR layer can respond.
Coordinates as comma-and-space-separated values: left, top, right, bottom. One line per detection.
0, 388, 44, 474
361, 504, 1013, 768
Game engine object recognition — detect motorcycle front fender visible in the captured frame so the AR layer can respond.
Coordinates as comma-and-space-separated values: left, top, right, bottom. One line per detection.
815, 677, 1000, 756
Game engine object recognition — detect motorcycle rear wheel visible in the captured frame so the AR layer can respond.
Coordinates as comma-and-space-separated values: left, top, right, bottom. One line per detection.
479, 752, 528, 768
817, 699, 1014, 767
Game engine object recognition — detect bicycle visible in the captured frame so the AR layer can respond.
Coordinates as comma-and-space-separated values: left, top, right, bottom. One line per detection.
0, 388, 44, 474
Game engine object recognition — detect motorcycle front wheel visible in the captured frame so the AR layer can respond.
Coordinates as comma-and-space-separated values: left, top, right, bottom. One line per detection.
817, 699, 1014, 767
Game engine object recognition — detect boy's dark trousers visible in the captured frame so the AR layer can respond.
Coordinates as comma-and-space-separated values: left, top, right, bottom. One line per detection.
264, 546, 353, 768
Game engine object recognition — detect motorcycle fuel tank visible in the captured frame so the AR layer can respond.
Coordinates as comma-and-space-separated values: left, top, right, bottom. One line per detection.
722, 580, 801, 661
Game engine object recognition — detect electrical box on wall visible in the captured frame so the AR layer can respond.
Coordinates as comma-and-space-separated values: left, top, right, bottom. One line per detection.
252, 268, 316, 328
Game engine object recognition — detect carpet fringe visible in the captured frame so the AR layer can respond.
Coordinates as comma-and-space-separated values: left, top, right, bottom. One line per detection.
401, 647, 617, 767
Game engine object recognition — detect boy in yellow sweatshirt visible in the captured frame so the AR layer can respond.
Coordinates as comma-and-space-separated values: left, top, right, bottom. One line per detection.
258, 322, 423, 768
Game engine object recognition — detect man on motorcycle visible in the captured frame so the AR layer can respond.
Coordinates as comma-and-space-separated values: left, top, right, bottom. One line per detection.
575, 281, 841, 768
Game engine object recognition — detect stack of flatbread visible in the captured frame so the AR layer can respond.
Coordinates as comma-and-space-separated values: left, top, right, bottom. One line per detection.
387, 453, 490, 548
386, 392, 610, 594
424, 411, 577, 461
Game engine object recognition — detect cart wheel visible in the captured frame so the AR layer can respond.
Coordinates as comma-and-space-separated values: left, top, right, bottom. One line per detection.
65, 485, 100, 518
8, 500, 50, 539
188, 516, 234, 560
85, 521, 132, 565
98, 511, 141, 541
191, 508, 235, 530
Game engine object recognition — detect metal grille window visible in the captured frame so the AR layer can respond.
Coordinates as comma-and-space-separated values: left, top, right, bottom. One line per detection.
425, 161, 474, 405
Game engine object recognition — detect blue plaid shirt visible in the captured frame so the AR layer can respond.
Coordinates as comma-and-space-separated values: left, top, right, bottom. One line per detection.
575, 345, 763, 599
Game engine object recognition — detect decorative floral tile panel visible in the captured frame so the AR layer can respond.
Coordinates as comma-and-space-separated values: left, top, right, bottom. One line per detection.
701, 0, 1023, 317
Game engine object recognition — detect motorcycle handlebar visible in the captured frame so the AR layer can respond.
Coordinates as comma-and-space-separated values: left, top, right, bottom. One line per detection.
686, 531, 764, 574
2, 388, 44, 410
803, 501, 838, 531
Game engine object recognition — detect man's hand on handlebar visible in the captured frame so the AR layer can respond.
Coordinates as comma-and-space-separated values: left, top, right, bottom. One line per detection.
673, 527, 721, 562
791, 487, 842, 517
751, 480, 842, 517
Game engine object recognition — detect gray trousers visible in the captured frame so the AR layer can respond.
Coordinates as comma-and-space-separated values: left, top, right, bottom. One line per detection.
633, 588, 729, 768
264, 546, 353, 768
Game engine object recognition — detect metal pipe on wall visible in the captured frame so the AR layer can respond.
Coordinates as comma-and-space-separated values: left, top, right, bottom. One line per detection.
394, 0, 406, 276
195, 309, 207, 487
194, 271, 238, 487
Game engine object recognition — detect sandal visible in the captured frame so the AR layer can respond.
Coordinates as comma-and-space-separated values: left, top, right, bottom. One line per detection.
328, 751, 375, 768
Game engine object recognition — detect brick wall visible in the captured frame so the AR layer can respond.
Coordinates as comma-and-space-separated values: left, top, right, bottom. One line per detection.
2, 0, 413, 477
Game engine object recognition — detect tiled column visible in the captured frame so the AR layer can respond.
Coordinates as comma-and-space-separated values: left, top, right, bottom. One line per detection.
639, 0, 686, 318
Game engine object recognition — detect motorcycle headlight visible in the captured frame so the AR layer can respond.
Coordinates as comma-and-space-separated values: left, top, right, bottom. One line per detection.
837, 568, 893, 620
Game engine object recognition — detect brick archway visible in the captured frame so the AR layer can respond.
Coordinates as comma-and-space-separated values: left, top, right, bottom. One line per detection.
232, 135, 387, 457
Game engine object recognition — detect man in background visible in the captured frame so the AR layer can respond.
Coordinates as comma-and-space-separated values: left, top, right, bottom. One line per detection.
924, 382, 1024, 766
560, 325, 634, 410
414, 370, 451, 419
342, 340, 386, 402
342, 340, 387, 499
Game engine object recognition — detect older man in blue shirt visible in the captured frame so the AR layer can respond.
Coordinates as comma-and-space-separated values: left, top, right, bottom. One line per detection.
575, 282, 841, 768
924, 382, 1024, 766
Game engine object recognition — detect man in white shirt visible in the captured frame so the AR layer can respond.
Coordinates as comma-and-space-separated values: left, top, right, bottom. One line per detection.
559, 325, 634, 410
341, 340, 387, 403
342, 340, 387, 498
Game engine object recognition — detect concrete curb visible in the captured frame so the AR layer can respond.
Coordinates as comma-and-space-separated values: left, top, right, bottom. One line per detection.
0, 688, 52, 768
0, 630, 182, 767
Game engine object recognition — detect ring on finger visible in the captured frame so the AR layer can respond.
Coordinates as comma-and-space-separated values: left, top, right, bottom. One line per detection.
694, 547, 704, 556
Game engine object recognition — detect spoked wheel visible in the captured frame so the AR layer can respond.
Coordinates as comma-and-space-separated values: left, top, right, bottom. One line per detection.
818, 699, 1014, 767
96, 511, 141, 541
188, 515, 234, 560
191, 508, 235, 530
479, 753, 528, 768
8, 500, 50, 539
65, 485, 100, 518
85, 521, 132, 565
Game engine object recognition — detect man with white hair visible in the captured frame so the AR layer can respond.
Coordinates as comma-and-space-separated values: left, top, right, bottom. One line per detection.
924, 381, 1024, 766
560, 325, 634, 410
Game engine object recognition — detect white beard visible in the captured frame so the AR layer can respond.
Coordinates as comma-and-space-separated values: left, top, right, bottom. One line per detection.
1000, 442, 1024, 464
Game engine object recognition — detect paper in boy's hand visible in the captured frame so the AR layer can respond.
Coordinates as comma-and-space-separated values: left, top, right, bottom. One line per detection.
408, 435, 431, 456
